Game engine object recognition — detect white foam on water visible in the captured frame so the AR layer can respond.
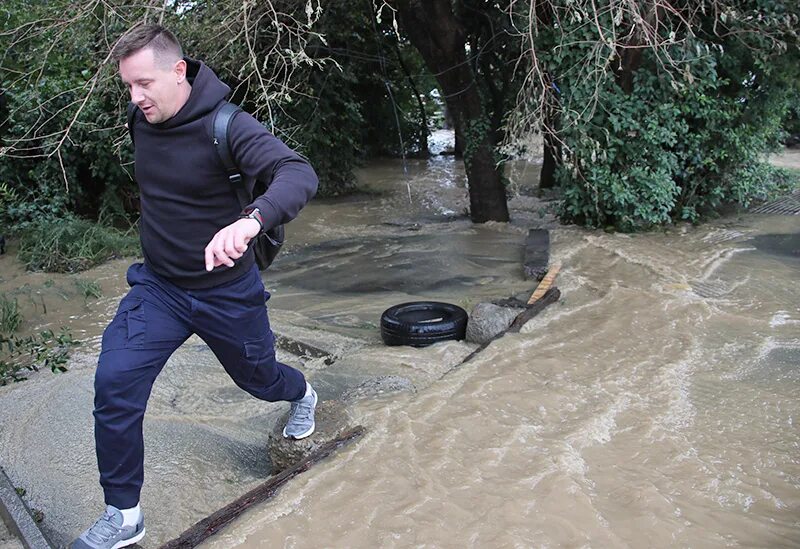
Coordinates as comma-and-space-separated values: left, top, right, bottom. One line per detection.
770, 311, 800, 327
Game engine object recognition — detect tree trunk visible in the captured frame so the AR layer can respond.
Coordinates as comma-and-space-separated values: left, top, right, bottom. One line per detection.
614, 47, 644, 94
535, 2, 560, 190
390, 0, 509, 222
613, 5, 649, 94
540, 132, 558, 189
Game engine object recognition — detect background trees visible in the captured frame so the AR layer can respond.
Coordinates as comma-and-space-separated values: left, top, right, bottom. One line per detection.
1, 0, 798, 257
504, 0, 800, 229
0, 1, 436, 220
386, 0, 525, 222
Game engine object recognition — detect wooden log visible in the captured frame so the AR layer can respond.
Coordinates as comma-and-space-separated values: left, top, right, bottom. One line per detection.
158, 426, 366, 549
459, 287, 560, 365
523, 229, 550, 280
508, 287, 560, 332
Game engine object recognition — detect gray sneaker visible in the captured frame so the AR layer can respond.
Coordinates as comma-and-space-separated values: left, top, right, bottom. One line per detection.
71, 506, 145, 549
283, 384, 318, 439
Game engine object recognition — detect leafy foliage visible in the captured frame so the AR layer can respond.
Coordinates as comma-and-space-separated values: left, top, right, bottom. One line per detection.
74, 278, 103, 299
276, 0, 437, 194
0, 1, 137, 229
1, 0, 436, 210
0, 328, 78, 385
3, 0, 799, 236
523, 0, 800, 229
783, 95, 800, 144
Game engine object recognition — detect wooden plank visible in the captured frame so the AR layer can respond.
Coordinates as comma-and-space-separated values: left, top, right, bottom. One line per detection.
159, 426, 366, 549
527, 263, 561, 305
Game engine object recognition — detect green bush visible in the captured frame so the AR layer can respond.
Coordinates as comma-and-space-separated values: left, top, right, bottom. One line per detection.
17, 216, 139, 273
541, 2, 800, 230
556, 55, 794, 228
0, 1, 138, 228
783, 98, 800, 144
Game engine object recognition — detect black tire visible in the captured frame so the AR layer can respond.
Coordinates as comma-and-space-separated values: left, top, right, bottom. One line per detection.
380, 301, 468, 347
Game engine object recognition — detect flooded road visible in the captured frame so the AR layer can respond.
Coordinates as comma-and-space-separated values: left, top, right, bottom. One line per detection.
0, 135, 554, 546
1, 139, 798, 547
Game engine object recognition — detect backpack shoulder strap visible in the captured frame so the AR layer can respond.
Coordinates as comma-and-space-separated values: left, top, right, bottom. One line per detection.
212, 102, 244, 175
126, 102, 138, 146
212, 102, 249, 208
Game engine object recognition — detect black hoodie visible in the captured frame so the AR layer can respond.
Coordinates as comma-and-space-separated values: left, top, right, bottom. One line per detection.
129, 58, 318, 289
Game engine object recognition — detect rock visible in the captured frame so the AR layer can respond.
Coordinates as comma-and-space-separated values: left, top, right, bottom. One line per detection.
267, 400, 351, 471
341, 376, 416, 402
466, 302, 524, 344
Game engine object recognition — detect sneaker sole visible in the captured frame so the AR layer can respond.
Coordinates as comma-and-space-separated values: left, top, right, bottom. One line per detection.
282, 391, 318, 440
111, 528, 145, 549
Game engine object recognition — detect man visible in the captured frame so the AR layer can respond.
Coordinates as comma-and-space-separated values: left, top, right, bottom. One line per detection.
72, 25, 319, 549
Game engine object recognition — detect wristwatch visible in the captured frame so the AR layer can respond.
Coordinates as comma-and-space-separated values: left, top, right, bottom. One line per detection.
238, 206, 264, 232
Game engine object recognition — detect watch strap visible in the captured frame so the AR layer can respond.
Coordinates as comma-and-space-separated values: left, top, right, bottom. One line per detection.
238, 207, 264, 232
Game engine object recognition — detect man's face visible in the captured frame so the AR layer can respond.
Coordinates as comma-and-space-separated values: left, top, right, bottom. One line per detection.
119, 47, 185, 124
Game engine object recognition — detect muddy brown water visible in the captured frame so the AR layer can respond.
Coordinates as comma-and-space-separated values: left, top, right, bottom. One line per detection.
205, 153, 800, 548
204, 216, 800, 549
1, 141, 798, 547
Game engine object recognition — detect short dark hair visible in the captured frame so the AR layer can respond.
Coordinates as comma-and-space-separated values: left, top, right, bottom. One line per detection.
112, 24, 183, 66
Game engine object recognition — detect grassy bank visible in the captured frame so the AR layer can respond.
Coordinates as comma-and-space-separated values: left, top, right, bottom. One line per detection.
0, 217, 136, 384
15, 217, 139, 273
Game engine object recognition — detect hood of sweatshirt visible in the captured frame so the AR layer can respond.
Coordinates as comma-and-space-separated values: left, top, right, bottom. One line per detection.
153, 57, 230, 129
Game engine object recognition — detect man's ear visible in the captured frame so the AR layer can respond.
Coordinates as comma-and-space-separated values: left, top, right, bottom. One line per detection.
175, 59, 187, 84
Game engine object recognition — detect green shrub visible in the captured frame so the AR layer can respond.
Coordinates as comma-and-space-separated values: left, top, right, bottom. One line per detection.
556, 56, 794, 228
539, 2, 800, 230
17, 216, 139, 273
0, 13, 137, 230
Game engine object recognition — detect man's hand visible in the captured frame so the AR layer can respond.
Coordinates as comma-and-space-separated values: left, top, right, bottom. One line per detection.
204, 218, 261, 271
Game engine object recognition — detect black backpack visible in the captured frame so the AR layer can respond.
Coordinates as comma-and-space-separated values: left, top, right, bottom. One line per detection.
126, 102, 284, 270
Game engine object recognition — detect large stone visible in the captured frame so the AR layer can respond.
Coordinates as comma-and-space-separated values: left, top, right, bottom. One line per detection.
267, 400, 351, 471
341, 376, 416, 402
466, 302, 524, 344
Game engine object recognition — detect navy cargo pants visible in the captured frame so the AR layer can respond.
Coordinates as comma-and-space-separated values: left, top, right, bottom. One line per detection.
94, 262, 306, 508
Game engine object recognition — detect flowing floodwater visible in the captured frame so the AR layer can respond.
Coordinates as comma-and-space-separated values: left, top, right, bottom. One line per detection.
205, 155, 799, 546
0, 139, 797, 547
